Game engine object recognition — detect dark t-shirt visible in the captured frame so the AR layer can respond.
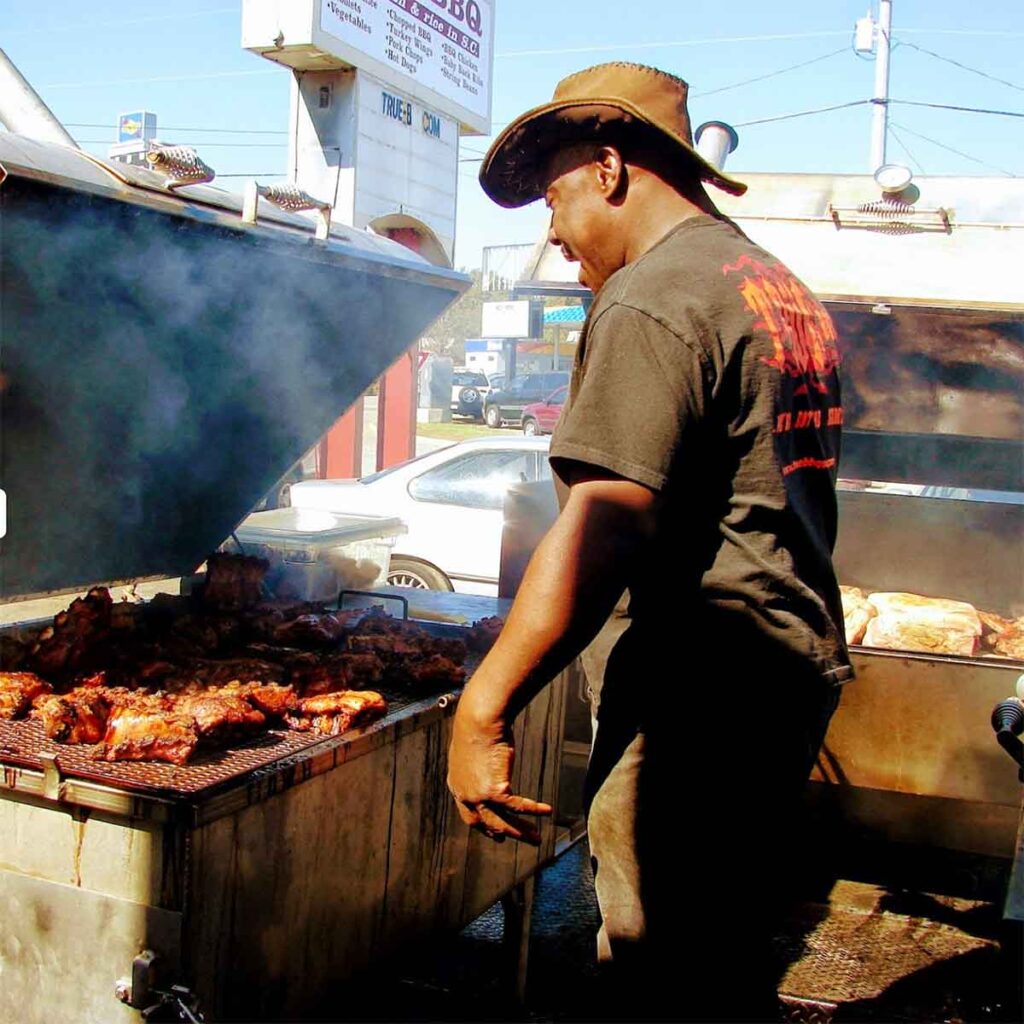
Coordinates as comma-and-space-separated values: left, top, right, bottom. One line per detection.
550, 214, 851, 685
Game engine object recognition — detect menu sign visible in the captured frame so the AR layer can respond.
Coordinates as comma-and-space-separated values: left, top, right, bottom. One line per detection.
321, 0, 492, 128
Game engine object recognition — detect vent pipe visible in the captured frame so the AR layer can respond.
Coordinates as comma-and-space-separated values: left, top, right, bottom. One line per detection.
0, 48, 78, 148
694, 121, 738, 171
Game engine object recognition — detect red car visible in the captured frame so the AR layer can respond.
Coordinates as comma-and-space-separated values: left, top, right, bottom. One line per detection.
520, 385, 567, 436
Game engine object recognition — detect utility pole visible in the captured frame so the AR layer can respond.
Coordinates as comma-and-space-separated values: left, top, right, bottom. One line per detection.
870, 0, 894, 171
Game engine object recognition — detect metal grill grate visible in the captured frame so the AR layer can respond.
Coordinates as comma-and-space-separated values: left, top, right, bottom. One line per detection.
0, 685, 431, 799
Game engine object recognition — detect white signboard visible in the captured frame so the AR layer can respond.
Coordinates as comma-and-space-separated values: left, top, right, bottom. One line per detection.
321, 0, 492, 128
482, 300, 531, 339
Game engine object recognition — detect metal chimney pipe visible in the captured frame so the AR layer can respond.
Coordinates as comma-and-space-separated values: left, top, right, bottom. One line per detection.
694, 121, 739, 171
0, 48, 78, 148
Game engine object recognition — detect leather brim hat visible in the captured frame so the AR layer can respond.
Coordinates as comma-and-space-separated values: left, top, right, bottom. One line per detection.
479, 62, 747, 208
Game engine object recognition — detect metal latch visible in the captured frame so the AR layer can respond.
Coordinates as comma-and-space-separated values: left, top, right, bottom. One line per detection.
115, 951, 205, 1022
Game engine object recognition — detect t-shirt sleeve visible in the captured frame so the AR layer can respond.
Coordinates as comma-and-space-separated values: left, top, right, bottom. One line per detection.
549, 302, 711, 492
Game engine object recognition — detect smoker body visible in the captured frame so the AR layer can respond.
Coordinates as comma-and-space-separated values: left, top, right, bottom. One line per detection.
0, 613, 568, 1022
0, 134, 570, 1020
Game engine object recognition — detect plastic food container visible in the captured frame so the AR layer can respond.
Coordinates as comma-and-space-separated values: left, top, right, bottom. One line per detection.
232, 508, 407, 603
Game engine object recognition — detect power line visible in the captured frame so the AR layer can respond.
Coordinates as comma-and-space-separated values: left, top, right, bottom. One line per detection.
897, 40, 1024, 93
40, 68, 281, 90
886, 124, 926, 175
65, 122, 288, 135
890, 99, 1024, 119
899, 28, 1024, 38
496, 30, 851, 59
733, 99, 871, 128
0, 6, 237, 36
691, 47, 849, 99
75, 139, 286, 148
887, 121, 1017, 177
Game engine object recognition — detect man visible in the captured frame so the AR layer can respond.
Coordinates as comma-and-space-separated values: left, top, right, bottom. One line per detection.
447, 63, 851, 1020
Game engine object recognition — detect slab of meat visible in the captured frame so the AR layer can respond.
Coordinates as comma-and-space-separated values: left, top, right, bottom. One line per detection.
99, 695, 199, 766
29, 587, 113, 678
0, 672, 52, 719
291, 652, 385, 698
272, 611, 353, 648
201, 552, 269, 612
286, 690, 388, 736
173, 691, 266, 745
467, 616, 504, 653
401, 654, 466, 691
216, 681, 299, 719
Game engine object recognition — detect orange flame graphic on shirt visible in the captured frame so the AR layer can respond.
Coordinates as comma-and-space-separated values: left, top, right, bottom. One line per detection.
722, 255, 840, 394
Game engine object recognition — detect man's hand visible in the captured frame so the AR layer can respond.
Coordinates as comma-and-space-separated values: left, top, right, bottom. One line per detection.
445, 470, 657, 847
447, 701, 552, 846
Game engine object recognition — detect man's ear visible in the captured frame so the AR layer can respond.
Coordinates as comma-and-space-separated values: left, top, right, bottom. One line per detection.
594, 145, 628, 203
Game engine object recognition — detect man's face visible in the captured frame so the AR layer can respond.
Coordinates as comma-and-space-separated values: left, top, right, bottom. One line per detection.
542, 145, 622, 293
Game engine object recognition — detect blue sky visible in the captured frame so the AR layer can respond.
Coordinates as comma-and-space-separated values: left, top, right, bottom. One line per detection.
2, 1, 1021, 268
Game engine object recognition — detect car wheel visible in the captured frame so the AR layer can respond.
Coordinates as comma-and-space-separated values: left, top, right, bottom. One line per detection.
522, 417, 539, 436
459, 386, 479, 406
387, 557, 453, 591
485, 405, 502, 429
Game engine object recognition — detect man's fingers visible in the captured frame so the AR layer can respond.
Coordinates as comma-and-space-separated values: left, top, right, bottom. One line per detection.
478, 804, 543, 847
454, 798, 480, 828
498, 794, 554, 817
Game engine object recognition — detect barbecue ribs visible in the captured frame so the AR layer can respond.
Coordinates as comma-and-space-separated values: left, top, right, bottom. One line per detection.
285, 690, 388, 736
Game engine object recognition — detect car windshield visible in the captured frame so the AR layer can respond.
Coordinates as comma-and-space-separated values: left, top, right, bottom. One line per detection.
453, 372, 488, 387
359, 447, 453, 484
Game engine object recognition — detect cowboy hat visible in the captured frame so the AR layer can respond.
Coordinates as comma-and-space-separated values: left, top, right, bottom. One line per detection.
479, 62, 747, 208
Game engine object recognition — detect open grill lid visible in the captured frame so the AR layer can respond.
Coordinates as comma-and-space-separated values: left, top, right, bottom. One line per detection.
0, 136, 470, 599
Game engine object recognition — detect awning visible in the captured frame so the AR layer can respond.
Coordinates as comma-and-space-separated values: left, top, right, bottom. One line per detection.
544, 305, 586, 324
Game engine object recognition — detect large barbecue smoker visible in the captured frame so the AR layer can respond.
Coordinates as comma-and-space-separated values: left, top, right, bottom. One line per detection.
0, 117, 569, 1022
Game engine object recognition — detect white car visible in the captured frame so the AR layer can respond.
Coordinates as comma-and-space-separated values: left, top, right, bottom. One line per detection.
287, 436, 552, 595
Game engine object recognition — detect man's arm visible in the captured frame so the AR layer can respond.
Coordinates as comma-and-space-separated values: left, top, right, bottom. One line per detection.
447, 466, 659, 844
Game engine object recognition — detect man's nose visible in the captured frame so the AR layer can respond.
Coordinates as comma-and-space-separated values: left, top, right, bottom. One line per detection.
546, 214, 560, 247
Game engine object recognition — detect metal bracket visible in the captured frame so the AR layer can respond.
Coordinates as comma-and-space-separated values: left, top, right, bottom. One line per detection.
243, 180, 333, 240
115, 949, 160, 1010
38, 752, 62, 801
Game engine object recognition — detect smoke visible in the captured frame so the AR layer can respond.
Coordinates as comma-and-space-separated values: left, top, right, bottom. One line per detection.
0, 174, 461, 597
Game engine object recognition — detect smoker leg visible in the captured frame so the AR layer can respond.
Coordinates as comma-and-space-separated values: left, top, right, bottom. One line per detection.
501, 876, 535, 1004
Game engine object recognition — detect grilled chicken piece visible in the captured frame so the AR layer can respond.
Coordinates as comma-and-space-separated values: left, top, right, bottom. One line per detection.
100, 696, 199, 766
0, 672, 53, 719
173, 691, 266, 744
31, 692, 109, 744
286, 689, 388, 736
201, 553, 269, 612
